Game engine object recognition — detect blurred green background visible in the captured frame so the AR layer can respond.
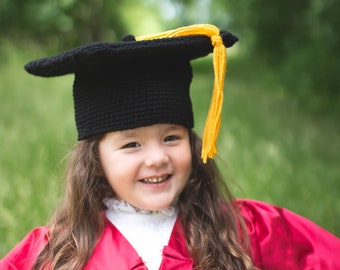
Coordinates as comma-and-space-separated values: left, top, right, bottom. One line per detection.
1, 0, 339, 257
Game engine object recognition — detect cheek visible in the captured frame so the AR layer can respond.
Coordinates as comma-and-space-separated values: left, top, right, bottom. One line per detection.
101, 151, 142, 189
102, 164, 130, 199
176, 145, 192, 176
99, 152, 121, 186
102, 156, 130, 182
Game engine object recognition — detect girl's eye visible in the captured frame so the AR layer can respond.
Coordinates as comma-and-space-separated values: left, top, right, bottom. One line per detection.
164, 135, 178, 142
122, 142, 140, 149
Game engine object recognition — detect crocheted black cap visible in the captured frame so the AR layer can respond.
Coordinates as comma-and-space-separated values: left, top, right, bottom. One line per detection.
25, 27, 238, 140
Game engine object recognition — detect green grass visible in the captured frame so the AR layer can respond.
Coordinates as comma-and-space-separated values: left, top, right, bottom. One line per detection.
192, 57, 340, 236
1, 44, 339, 257
0, 42, 76, 256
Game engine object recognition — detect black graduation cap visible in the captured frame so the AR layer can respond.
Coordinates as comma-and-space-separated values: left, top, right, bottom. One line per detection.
25, 24, 238, 163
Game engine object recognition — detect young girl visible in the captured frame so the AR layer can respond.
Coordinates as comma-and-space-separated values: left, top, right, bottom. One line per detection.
1, 24, 339, 270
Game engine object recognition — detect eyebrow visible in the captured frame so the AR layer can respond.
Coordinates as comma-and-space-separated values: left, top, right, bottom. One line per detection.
164, 125, 183, 132
113, 130, 137, 141
109, 124, 184, 141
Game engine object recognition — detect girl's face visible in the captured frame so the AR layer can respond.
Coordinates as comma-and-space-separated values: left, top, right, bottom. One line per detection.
99, 123, 192, 211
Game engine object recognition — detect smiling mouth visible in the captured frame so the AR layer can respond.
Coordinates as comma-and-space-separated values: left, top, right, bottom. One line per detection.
140, 175, 170, 184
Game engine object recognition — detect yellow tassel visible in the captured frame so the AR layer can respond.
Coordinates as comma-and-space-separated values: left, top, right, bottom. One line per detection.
136, 24, 227, 163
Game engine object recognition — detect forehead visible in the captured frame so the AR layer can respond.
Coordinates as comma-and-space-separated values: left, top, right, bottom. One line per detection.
104, 124, 187, 139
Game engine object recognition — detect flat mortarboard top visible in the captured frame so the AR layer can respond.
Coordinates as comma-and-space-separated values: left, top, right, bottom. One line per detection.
25, 24, 238, 163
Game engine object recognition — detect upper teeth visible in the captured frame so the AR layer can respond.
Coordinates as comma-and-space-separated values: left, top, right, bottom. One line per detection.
144, 176, 168, 183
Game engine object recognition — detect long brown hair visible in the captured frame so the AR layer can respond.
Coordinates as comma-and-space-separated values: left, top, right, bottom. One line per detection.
180, 131, 255, 269
33, 130, 255, 269
33, 135, 113, 270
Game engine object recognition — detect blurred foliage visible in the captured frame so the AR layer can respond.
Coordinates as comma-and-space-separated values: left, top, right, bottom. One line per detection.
1, 0, 338, 110
1, 0, 129, 48
213, 0, 340, 112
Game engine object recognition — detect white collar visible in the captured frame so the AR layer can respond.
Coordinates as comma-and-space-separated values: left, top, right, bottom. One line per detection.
104, 198, 179, 270
103, 197, 177, 216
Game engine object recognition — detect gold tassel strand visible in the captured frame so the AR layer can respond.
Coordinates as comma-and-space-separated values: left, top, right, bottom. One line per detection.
136, 24, 227, 163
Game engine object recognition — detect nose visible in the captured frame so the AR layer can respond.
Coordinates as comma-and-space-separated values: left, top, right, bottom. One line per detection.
144, 145, 169, 167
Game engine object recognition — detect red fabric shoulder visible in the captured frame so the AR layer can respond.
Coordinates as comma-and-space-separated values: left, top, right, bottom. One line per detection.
83, 219, 146, 269
0, 227, 49, 270
236, 199, 340, 270
84, 218, 193, 269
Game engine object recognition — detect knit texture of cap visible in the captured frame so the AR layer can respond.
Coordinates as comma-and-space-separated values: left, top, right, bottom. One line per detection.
74, 58, 194, 139
24, 31, 238, 77
24, 28, 238, 140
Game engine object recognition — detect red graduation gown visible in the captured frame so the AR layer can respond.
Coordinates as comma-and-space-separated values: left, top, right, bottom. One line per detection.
1, 199, 339, 269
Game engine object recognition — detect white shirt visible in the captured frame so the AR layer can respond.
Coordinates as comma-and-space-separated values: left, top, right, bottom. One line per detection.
104, 198, 178, 270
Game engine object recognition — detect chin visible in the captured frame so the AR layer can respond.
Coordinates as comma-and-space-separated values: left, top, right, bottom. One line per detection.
143, 200, 174, 211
